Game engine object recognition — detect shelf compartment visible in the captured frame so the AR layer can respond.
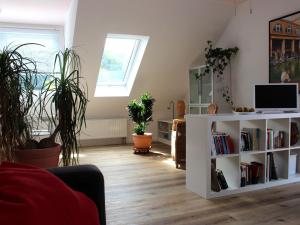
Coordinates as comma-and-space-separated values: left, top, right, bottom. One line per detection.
266, 118, 289, 149
214, 120, 239, 154
211, 156, 240, 192
241, 153, 266, 185
266, 151, 289, 182
240, 119, 266, 152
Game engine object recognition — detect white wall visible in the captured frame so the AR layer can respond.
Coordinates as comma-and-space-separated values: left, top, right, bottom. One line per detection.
217, 0, 300, 107
65, 0, 78, 48
72, 0, 235, 140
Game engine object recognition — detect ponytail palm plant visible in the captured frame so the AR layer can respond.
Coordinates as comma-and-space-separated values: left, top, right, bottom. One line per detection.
39, 48, 88, 166
0, 44, 37, 161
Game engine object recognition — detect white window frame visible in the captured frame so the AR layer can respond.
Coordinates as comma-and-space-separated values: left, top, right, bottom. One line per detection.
0, 24, 64, 91
95, 33, 149, 97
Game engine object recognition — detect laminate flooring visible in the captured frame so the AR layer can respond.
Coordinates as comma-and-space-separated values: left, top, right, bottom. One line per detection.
79, 143, 300, 225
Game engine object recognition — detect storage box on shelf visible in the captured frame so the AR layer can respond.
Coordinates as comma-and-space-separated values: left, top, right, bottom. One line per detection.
186, 113, 300, 199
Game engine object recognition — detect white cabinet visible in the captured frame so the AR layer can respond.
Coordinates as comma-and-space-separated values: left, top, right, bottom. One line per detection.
189, 65, 213, 114
186, 113, 300, 199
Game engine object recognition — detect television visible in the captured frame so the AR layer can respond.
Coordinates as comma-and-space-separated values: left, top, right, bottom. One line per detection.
254, 84, 299, 112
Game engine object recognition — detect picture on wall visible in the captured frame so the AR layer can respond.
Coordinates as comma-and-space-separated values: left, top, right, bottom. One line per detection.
269, 11, 300, 88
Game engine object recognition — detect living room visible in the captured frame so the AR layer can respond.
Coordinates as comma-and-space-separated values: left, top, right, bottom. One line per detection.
1, 0, 300, 225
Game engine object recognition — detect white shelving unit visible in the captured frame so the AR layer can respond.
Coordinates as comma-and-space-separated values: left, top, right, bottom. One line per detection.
157, 120, 173, 145
186, 113, 300, 199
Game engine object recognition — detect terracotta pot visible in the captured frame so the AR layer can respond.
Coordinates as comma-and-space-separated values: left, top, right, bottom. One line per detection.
14, 144, 61, 168
132, 133, 152, 152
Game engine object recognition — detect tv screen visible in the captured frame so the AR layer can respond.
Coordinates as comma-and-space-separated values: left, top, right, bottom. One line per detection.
255, 84, 298, 110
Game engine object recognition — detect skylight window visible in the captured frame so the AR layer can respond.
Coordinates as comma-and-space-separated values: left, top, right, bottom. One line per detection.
95, 34, 149, 97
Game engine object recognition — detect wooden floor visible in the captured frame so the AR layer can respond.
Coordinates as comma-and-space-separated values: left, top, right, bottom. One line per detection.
79, 143, 300, 225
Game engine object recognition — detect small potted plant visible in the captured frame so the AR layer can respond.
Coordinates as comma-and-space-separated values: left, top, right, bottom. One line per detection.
127, 93, 155, 153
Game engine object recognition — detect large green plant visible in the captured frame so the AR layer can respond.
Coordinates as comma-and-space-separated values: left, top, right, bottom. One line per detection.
127, 93, 155, 135
39, 48, 88, 166
0, 44, 37, 161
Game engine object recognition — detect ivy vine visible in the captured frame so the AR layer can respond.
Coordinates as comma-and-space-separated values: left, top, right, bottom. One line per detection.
196, 40, 239, 107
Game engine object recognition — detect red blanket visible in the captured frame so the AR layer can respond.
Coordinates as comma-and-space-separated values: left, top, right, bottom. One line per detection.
0, 162, 100, 225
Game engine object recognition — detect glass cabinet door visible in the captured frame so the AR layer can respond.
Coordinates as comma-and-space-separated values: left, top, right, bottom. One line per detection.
199, 67, 212, 104
189, 68, 200, 104
189, 65, 213, 114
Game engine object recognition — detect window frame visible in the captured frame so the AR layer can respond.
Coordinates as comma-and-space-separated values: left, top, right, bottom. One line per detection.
0, 24, 64, 91
95, 33, 149, 97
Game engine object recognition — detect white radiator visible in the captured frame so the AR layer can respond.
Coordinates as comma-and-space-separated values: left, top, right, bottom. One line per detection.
79, 118, 127, 140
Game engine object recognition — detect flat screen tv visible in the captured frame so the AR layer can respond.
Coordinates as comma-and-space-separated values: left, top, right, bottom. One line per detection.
254, 84, 298, 112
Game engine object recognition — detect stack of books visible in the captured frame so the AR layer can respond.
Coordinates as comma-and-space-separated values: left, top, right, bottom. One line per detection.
267, 129, 285, 149
266, 152, 278, 182
240, 128, 260, 151
211, 132, 235, 156
240, 161, 264, 187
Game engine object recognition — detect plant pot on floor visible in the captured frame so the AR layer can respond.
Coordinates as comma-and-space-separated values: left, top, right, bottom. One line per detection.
132, 133, 152, 154
14, 144, 61, 168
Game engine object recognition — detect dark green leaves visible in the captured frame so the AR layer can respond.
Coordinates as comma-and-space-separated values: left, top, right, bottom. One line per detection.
39, 48, 88, 166
196, 41, 239, 79
0, 43, 38, 161
127, 93, 154, 135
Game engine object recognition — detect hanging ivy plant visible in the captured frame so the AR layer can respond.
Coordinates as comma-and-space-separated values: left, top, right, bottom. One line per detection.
195, 40, 239, 108
196, 40, 239, 79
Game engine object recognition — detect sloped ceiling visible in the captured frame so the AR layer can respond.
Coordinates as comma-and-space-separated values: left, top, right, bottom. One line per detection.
0, 0, 71, 25
72, 0, 236, 127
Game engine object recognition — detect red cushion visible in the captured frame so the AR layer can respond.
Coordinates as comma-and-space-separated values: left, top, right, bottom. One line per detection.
0, 162, 100, 225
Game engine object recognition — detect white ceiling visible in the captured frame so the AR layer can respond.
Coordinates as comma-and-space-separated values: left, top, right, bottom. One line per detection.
0, 0, 72, 25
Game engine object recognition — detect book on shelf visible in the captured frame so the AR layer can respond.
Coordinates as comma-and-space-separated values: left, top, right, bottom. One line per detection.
211, 132, 234, 156
240, 128, 260, 151
266, 152, 278, 182
240, 161, 263, 187
267, 129, 285, 149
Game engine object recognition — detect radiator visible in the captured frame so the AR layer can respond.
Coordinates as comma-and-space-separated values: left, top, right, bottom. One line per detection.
79, 118, 127, 140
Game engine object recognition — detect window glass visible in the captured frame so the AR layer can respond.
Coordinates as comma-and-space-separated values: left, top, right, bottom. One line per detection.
0, 28, 62, 89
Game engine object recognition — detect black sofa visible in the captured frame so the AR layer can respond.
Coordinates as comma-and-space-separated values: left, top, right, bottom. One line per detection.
48, 165, 106, 225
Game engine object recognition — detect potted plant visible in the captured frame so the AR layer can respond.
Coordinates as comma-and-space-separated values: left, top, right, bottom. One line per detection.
36, 48, 88, 166
0, 44, 37, 162
0, 44, 88, 167
13, 48, 88, 167
127, 93, 155, 153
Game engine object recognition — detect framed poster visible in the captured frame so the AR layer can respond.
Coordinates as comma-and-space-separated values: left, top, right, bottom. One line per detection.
269, 11, 300, 89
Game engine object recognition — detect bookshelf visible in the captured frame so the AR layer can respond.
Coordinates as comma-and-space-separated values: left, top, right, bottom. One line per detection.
186, 113, 300, 199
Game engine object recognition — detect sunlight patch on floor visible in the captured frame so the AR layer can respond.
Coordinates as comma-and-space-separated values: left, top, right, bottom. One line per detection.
162, 158, 176, 167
